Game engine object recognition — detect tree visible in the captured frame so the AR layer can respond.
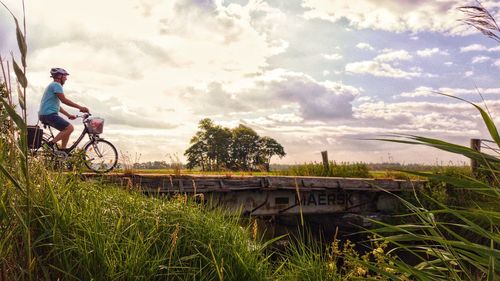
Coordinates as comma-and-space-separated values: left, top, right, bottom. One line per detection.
230, 125, 260, 170
255, 136, 286, 171
184, 119, 286, 171
185, 118, 232, 171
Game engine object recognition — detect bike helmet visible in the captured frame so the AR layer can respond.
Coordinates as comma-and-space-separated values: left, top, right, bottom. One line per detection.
50, 68, 70, 77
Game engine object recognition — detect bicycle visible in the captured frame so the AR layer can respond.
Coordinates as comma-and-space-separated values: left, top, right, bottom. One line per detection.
29, 113, 118, 173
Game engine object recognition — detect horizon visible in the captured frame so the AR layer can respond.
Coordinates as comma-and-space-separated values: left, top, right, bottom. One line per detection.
1, 0, 499, 165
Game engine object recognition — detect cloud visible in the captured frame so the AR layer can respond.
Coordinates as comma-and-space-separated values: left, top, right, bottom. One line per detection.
356, 42, 374, 50
345, 60, 421, 79
353, 99, 487, 133
300, 0, 476, 34
9, 0, 288, 84
489, 46, 500, 52
400, 86, 435, 98
186, 69, 360, 121
267, 113, 304, 123
494, 59, 500, 69
322, 53, 343, 60
374, 50, 413, 62
417, 47, 443, 57
472, 56, 490, 63
399, 86, 500, 98
460, 44, 487, 52
3, 0, 498, 165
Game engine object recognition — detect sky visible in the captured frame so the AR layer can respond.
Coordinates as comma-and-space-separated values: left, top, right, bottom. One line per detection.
0, 0, 499, 165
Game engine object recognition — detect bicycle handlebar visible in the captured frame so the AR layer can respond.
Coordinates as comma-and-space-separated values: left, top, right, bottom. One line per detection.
76, 113, 92, 119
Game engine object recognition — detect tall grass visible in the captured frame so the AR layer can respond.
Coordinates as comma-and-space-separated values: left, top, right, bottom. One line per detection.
282, 162, 371, 178
362, 102, 500, 280
1, 170, 273, 280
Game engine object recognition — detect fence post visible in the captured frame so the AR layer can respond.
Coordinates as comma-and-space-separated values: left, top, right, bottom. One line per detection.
470, 138, 481, 174
321, 151, 329, 170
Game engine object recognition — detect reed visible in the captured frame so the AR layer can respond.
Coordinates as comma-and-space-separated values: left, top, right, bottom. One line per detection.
1, 170, 273, 280
282, 161, 371, 178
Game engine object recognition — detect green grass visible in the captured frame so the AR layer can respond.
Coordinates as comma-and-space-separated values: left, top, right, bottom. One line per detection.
1, 171, 272, 280
121, 162, 372, 179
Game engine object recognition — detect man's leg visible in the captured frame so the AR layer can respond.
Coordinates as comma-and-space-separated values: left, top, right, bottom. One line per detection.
42, 114, 73, 150
52, 124, 74, 149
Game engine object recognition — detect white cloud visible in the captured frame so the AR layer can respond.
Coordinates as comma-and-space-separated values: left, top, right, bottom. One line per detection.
345, 60, 421, 79
3, 0, 288, 84
186, 69, 361, 121
417, 47, 440, 57
374, 50, 413, 62
472, 56, 490, 64
301, 0, 472, 34
2, 0, 498, 164
268, 113, 304, 123
488, 46, 500, 52
465, 71, 474, 77
400, 86, 435, 98
460, 44, 487, 52
399, 86, 500, 98
323, 53, 343, 60
494, 59, 500, 69
356, 42, 374, 50
353, 99, 490, 134
444, 61, 453, 66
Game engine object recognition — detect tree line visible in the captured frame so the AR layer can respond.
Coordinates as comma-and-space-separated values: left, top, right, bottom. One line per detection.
184, 118, 285, 171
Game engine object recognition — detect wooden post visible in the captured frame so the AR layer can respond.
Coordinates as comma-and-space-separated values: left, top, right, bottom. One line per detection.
470, 139, 481, 174
321, 151, 329, 170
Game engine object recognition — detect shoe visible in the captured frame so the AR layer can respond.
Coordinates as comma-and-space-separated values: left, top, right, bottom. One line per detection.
45, 141, 56, 150
53, 150, 69, 159
60, 148, 72, 154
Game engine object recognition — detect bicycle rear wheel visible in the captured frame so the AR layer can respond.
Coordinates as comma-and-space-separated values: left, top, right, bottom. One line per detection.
34, 137, 64, 170
84, 139, 118, 173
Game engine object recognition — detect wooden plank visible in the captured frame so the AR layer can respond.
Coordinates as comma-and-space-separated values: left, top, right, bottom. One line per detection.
82, 173, 425, 191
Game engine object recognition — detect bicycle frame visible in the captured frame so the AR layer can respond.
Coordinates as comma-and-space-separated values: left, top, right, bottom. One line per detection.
44, 121, 100, 153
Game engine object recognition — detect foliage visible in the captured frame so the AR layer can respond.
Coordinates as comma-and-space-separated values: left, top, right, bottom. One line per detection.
0, 82, 10, 134
185, 118, 285, 171
366, 93, 500, 280
0, 1, 33, 279
0, 171, 273, 280
283, 161, 371, 178
459, 2, 500, 42
276, 233, 409, 281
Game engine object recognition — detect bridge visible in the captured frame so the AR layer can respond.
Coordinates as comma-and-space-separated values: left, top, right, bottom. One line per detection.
83, 174, 425, 222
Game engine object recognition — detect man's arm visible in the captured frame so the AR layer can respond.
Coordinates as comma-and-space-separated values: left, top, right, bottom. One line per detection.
59, 107, 76, 120
56, 93, 89, 112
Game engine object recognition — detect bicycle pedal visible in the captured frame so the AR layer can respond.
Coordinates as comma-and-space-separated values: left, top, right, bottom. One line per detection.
54, 150, 69, 159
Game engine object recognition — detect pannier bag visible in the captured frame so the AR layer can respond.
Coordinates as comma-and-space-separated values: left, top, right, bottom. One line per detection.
86, 117, 104, 134
27, 125, 43, 149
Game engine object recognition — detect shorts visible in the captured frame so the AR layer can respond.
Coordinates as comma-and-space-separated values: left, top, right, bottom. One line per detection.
39, 113, 70, 131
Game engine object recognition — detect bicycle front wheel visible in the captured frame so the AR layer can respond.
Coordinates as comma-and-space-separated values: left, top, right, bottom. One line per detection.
84, 139, 118, 173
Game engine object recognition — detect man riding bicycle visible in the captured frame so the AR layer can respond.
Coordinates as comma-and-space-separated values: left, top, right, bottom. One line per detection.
38, 68, 89, 151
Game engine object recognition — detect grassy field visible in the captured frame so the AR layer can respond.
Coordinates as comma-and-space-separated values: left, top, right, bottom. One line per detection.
115, 162, 469, 181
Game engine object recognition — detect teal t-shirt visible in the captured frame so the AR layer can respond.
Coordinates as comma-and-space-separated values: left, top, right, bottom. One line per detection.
38, 82, 63, 115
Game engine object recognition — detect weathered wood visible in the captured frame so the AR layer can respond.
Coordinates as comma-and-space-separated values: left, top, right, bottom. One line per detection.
321, 151, 329, 170
470, 138, 481, 174
82, 174, 425, 216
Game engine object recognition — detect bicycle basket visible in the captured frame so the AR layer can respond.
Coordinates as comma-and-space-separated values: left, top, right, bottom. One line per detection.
27, 125, 43, 149
86, 117, 104, 134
